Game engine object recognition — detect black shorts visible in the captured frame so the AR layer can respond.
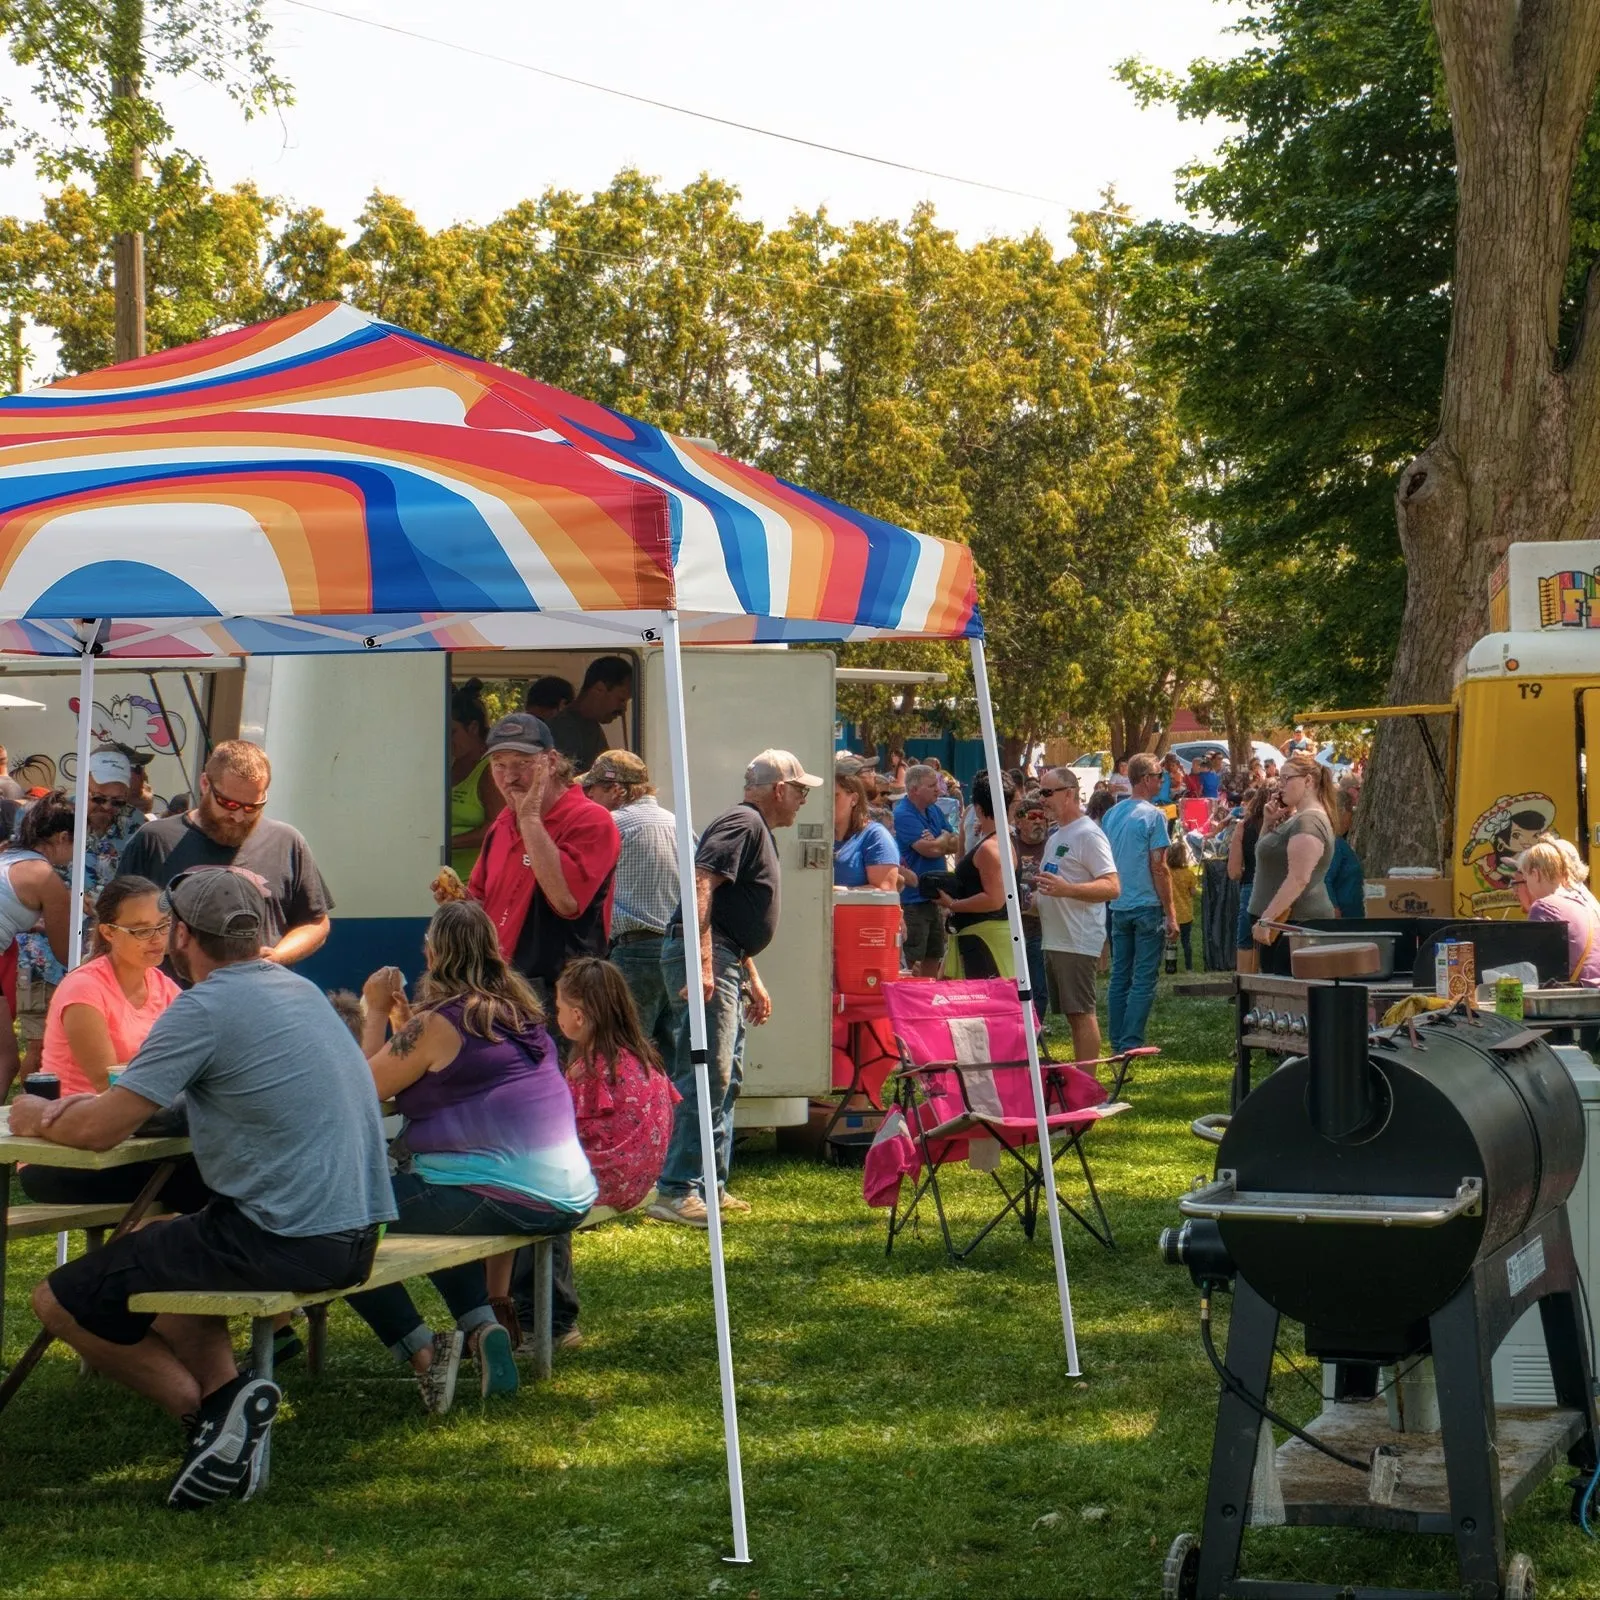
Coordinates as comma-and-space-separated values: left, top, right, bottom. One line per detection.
49, 1197, 381, 1346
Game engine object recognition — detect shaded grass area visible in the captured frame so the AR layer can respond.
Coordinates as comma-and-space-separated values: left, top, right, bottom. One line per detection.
1, 984, 1599, 1596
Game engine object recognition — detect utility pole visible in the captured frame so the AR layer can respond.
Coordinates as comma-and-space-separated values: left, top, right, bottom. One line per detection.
110, 0, 146, 362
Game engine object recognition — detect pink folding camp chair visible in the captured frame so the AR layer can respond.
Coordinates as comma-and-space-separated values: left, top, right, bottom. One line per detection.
872, 977, 1152, 1261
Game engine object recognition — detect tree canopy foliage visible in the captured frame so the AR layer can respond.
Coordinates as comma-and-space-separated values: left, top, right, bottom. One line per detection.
0, 165, 1225, 751
1118, 0, 1458, 712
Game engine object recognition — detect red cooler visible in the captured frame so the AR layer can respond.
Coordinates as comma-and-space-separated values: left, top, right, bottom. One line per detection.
834, 887, 903, 995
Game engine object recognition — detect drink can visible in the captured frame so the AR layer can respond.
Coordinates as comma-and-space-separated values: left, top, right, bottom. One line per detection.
1495, 976, 1525, 1020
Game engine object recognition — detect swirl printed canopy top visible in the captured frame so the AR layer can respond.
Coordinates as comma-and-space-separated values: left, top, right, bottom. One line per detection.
0, 302, 981, 660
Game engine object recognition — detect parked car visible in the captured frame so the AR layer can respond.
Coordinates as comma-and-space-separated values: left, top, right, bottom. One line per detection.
1169, 738, 1285, 774
1069, 750, 1110, 783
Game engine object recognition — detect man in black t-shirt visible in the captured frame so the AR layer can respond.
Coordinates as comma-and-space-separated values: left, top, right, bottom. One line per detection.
648, 748, 822, 1227
118, 740, 333, 967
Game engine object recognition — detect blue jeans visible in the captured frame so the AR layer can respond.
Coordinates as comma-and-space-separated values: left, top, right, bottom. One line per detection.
1024, 932, 1047, 1020
658, 931, 745, 1198
345, 1171, 582, 1361
1108, 906, 1164, 1053
610, 933, 678, 1069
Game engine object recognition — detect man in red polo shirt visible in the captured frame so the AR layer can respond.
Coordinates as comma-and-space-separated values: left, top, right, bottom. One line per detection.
463, 713, 621, 1003
451, 712, 619, 1356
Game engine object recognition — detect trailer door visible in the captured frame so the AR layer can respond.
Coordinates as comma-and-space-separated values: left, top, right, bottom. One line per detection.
643, 647, 833, 1126
1583, 688, 1600, 886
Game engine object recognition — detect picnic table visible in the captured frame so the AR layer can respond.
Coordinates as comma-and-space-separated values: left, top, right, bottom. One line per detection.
0, 1104, 191, 1408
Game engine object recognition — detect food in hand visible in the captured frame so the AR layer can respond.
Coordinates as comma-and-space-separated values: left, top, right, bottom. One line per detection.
430, 866, 468, 902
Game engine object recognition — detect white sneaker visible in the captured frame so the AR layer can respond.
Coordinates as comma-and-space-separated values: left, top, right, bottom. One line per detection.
645, 1193, 710, 1228
416, 1329, 464, 1415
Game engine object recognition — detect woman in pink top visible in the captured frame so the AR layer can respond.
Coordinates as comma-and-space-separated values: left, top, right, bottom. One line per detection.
1514, 840, 1600, 985
20, 876, 209, 1211
555, 957, 678, 1213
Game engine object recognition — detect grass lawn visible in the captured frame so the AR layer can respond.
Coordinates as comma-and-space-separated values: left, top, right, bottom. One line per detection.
3, 982, 1600, 1597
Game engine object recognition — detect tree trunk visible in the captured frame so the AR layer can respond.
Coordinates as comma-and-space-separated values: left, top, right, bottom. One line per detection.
1358, 0, 1600, 872
111, 0, 146, 364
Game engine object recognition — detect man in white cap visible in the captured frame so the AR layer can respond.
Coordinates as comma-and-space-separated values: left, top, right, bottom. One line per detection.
85, 747, 146, 884
13, 746, 147, 1071
648, 748, 822, 1226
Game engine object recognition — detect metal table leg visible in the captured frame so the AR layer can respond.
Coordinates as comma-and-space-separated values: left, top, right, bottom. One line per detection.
0, 1158, 173, 1415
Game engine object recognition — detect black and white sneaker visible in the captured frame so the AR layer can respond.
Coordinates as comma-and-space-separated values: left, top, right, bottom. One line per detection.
167, 1373, 281, 1510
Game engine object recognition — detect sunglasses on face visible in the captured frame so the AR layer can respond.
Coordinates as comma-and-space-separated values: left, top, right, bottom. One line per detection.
1037, 786, 1074, 799
210, 791, 267, 814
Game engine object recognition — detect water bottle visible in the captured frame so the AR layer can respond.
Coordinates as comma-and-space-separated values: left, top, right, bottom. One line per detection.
1164, 931, 1179, 975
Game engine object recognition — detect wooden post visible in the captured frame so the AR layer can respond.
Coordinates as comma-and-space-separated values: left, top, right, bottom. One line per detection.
110, 0, 146, 363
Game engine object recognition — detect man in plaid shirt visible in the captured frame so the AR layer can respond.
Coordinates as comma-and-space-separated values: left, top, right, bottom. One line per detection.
579, 751, 682, 1068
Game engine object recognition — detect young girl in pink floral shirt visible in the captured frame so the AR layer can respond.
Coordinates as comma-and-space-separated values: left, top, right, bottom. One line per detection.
556, 958, 679, 1212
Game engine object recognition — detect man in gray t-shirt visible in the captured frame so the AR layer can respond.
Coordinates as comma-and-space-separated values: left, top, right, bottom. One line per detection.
18, 868, 395, 1511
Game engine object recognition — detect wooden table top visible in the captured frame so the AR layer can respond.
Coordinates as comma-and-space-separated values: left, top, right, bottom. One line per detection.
0, 1106, 191, 1171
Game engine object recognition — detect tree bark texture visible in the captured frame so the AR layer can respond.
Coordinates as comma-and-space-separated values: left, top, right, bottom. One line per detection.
1359, 0, 1600, 871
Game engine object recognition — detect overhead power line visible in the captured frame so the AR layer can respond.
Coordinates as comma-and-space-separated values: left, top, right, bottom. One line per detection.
277, 0, 1070, 211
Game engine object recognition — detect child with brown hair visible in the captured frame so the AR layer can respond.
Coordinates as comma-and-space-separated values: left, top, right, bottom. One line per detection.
1167, 835, 1197, 972
555, 958, 679, 1213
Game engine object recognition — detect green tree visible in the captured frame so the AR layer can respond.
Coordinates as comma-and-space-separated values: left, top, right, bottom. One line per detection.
0, 0, 287, 356
27, 160, 277, 372
1119, 0, 1456, 715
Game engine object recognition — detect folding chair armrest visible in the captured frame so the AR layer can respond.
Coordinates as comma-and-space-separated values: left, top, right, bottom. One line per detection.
889, 1058, 1034, 1079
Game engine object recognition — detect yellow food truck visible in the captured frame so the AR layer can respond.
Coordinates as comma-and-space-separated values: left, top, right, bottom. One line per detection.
1309, 540, 1600, 919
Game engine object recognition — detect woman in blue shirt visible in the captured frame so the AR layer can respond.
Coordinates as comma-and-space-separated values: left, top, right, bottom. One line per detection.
834, 773, 900, 888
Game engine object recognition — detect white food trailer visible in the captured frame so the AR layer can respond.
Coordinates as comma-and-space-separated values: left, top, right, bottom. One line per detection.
1, 644, 838, 1128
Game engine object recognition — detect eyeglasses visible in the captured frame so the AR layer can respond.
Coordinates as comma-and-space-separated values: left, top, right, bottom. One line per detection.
87, 794, 122, 807
781, 781, 811, 801
105, 918, 173, 942
209, 790, 267, 814
1037, 786, 1075, 799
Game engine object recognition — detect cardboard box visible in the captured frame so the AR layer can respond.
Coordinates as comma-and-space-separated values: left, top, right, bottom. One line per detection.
1364, 876, 1454, 918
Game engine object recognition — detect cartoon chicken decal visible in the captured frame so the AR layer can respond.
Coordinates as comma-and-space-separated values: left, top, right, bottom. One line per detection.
1461, 791, 1558, 907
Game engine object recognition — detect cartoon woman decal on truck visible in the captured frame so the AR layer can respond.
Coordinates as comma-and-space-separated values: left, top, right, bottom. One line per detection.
1461, 791, 1557, 909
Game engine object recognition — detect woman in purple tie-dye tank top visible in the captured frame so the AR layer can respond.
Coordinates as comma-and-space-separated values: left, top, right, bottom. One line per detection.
344, 900, 596, 1415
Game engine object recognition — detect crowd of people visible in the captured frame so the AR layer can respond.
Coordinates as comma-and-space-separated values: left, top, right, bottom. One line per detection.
828, 739, 1378, 1056
0, 693, 1441, 1508
5, 654, 825, 1506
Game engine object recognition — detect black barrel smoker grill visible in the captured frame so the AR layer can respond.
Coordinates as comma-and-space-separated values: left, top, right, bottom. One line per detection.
1161, 977, 1600, 1600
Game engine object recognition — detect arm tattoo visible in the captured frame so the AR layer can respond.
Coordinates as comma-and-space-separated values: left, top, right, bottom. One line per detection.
390, 1017, 425, 1059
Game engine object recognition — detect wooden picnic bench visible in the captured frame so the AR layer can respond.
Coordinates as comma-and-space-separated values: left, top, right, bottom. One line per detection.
126, 1205, 635, 1382
8, 1201, 149, 1241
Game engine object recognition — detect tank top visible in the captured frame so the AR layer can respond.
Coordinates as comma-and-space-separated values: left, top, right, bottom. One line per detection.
948, 833, 1011, 931
449, 755, 491, 880
399, 997, 597, 1212
0, 850, 45, 948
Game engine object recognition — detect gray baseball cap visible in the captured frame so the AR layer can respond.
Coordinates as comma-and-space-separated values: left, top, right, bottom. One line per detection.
167, 867, 268, 941
485, 713, 554, 756
745, 748, 824, 789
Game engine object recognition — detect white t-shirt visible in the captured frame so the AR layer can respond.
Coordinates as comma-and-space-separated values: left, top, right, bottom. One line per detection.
1036, 816, 1118, 957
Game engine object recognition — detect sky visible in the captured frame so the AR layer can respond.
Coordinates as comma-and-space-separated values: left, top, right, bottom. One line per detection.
0, 0, 1245, 250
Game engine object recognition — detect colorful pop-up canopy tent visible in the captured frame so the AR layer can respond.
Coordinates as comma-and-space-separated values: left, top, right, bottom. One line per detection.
0, 303, 1074, 1558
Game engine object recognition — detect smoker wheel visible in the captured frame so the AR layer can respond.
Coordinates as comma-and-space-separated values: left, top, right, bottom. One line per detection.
1161, 1532, 1199, 1600
1504, 1551, 1534, 1600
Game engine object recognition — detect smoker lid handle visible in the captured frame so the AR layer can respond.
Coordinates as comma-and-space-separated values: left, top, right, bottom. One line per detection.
1190, 1114, 1230, 1145
1178, 1171, 1484, 1228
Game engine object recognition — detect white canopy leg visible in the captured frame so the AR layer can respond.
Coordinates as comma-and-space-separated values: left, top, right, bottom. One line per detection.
661, 611, 752, 1563
968, 636, 1081, 1374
